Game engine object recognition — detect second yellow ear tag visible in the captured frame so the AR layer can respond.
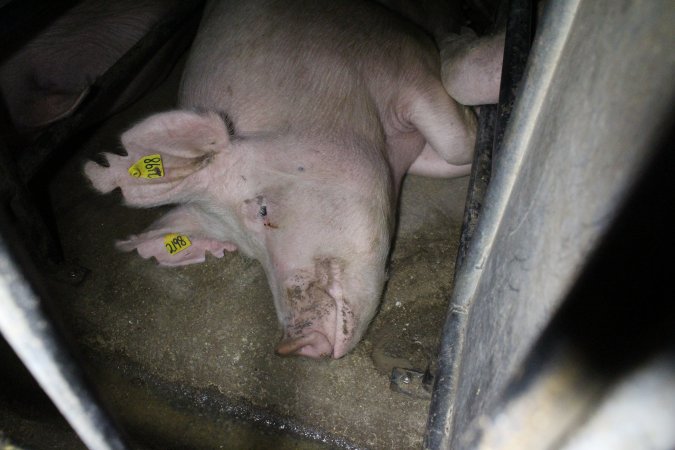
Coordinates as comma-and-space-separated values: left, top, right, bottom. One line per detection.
164, 233, 192, 255
128, 154, 164, 179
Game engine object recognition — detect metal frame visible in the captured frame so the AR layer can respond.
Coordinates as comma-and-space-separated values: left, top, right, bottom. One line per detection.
426, 0, 674, 448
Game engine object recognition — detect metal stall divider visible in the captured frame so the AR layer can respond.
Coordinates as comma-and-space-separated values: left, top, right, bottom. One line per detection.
426, 0, 675, 448
426, 0, 535, 446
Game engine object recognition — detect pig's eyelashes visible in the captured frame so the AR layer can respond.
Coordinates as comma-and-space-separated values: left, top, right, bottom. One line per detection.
194, 151, 216, 169
191, 107, 235, 136
216, 110, 236, 136
259, 205, 267, 217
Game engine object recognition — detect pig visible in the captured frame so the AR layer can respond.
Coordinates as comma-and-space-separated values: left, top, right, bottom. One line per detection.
85, 0, 495, 359
440, 29, 505, 105
0, 0, 186, 131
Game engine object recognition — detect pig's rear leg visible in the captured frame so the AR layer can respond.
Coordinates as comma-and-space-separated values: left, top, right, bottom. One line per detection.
116, 205, 237, 266
408, 30, 505, 178
440, 29, 505, 106
408, 145, 472, 177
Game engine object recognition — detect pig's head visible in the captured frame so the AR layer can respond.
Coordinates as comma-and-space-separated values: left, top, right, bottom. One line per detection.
85, 110, 395, 359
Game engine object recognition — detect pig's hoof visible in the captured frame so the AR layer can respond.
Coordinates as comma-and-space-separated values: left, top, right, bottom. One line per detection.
275, 331, 333, 359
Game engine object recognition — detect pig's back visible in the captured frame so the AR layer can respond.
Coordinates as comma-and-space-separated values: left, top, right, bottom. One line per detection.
178, 0, 438, 141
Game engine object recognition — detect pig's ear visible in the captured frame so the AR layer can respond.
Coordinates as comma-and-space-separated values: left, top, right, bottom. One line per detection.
84, 110, 230, 208
116, 205, 238, 267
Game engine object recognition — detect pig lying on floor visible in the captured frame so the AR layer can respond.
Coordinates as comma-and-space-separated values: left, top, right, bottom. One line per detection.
85, 0, 501, 359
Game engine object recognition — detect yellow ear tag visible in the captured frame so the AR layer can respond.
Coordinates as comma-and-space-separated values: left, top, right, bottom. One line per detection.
128, 154, 164, 179
164, 233, 192, 255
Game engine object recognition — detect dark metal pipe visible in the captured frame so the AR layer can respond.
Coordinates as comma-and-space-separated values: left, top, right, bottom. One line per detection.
454, 104, 497, 269
492, 0, 534, 163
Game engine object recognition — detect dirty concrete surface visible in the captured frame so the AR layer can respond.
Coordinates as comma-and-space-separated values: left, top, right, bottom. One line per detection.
40, 55, 470, 449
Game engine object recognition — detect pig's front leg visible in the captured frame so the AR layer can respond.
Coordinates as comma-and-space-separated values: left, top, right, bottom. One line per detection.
116, 205, 238, 267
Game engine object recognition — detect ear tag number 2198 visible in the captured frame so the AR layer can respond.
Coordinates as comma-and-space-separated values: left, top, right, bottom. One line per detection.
128, 154, 164, 179
164, 234, 192, 255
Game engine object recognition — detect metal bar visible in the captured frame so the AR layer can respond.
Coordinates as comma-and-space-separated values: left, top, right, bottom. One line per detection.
0, 223, 130, 450
449, 0, 512, 271
475, 133, 675, 448
454, 104, 497, 269
426, 0, 674, 447
492, 0, 533, 163
425, 0, 532, 447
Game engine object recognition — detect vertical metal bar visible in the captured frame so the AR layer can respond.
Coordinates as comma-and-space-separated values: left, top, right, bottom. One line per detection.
0, 227, 130, 450
454, 104, 497, 269
425, 0, 533, 448
427, 0, 674, 447
492, 0, 533, 163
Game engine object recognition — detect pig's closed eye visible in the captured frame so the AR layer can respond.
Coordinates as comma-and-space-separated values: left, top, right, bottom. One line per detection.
243, 195, 276, 228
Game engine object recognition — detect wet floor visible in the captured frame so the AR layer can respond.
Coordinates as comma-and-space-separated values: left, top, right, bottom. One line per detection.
39, 59, 469, 449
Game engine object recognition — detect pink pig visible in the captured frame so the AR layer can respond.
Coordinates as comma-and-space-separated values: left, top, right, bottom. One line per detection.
85, 0, 486, 359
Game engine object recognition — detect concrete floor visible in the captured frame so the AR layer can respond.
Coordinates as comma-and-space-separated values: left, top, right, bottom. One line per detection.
43, 58, 470, 449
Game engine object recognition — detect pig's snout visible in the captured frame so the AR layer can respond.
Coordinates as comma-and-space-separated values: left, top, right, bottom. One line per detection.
276, 330, 334, 359
274, 259, 355, 359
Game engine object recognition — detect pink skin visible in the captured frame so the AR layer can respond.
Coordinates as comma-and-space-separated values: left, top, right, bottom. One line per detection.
440, 29, 506, 106
85, 0, 499, 359
86, 111, 393, 359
